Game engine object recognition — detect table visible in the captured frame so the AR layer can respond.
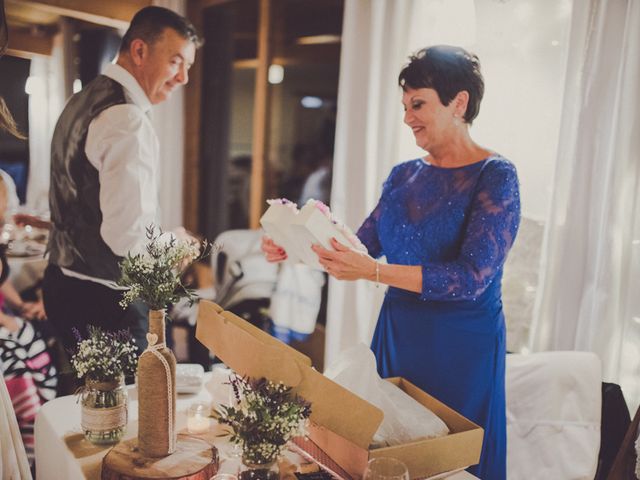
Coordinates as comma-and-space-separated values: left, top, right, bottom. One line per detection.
34, 368, 477, 480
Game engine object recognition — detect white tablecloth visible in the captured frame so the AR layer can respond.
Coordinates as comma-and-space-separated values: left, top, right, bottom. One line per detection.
34, 368, 477, 480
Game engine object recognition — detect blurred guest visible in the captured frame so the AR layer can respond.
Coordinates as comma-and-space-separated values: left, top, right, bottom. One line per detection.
0, 172, 57, 470
298, 110, 335, 206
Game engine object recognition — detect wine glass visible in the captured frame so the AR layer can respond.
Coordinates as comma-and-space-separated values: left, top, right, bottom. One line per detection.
363, 458, 410, 480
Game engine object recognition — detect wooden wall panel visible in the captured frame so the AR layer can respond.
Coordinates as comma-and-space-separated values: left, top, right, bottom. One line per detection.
249, 0, 272, 228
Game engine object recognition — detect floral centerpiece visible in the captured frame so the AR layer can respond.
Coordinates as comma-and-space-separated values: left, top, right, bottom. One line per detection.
119, 226, 206, 311
216, 374, 311, 474
71, 326, 137, 444
118, 225, 212, 457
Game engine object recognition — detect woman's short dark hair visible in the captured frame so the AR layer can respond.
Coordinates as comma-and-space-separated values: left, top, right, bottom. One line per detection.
120, 6, 202, 53
398, 45, 484, 124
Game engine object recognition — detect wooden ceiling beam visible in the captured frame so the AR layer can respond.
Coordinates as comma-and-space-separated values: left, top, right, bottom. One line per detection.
6, 25, 53, 58
6, 0, 152, 30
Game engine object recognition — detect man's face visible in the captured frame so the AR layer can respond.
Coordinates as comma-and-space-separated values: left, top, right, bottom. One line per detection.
136, 27, 196, 104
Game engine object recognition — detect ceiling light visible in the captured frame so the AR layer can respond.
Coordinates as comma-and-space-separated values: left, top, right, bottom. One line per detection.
301, 96, 323, 109
296, 35, 341, 46
268, 64, 284, 84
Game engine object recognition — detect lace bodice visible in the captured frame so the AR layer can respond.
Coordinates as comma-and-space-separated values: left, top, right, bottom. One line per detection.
356, 156, 520, 301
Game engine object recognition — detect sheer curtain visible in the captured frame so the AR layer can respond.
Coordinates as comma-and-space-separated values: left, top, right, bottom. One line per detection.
151, 0, 187, 230
26, 36, 64, 215
325, 0, 412, 367
529, 0, 640, 410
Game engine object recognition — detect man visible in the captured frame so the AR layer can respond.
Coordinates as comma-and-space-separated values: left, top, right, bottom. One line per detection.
43, 6, 200, 353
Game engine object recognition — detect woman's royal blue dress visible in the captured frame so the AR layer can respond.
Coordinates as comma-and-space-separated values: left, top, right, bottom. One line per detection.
356, 156, 520, 480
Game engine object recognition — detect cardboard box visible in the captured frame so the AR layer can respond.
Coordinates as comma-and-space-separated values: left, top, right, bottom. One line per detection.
196, 301, 483, 479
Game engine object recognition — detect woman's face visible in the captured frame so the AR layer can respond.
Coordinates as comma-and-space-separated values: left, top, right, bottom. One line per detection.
402, 87, 460, 152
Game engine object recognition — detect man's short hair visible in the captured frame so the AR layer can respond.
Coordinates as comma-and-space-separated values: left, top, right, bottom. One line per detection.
120, 6, 202, 53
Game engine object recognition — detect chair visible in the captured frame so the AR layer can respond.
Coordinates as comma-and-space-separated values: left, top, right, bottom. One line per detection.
211, 229, 278, 330
506, 351, 602, 480
595, 383, 631, 479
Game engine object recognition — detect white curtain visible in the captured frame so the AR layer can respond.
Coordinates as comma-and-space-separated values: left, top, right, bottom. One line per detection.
326, 0, 476, 367
529, 0, 640, 411
151, 0, 187, 230
26, 36, 64, 215
325, 0, 411, 367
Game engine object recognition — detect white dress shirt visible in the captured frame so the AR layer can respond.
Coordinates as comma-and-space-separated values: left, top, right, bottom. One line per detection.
61, 63, 160, 288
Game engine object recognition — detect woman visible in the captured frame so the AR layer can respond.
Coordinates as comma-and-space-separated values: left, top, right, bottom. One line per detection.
263, 45, 520, 479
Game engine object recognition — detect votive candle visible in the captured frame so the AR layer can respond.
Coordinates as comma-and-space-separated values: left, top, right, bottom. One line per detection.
187, 402, 211, 434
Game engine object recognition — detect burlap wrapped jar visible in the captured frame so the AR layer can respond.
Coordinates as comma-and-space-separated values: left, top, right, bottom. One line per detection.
137, 309, 177, 457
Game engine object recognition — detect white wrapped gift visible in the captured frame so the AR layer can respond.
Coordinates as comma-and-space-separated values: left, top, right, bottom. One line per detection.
260, 199, 366, 270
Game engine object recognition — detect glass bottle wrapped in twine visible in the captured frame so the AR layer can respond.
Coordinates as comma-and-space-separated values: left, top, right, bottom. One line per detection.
137, 309, 177, 457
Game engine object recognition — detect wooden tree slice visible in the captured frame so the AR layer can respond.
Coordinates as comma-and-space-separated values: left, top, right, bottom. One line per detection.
101, 434, 219, 480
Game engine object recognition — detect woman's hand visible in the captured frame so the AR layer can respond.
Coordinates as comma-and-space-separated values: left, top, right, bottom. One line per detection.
312, 237, 376, 281
261, 235, 287, 263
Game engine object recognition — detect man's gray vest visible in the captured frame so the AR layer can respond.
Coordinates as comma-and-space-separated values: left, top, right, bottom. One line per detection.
48, 75, 133, 282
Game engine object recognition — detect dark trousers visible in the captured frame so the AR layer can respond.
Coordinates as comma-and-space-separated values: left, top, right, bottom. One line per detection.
42, 264, 149, 354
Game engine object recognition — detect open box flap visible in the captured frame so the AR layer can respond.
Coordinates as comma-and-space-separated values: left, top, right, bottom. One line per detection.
196, 300, 384, 449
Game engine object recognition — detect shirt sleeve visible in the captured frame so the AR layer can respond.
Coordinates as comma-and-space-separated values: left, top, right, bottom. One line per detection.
85, 104, 159, 257
420, 160, 521, 301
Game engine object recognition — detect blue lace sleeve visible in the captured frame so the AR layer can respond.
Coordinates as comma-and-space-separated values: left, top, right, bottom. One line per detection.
356, 164, 407, 259
420, 161, 521, 301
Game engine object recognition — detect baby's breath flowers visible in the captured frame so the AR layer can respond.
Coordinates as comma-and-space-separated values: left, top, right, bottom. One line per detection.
118, 225, 212, 311
70, 326, 137, 382
216, 375, 312, 465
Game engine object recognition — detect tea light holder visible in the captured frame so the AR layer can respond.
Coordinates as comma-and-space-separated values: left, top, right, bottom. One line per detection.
187, 402, 211, 434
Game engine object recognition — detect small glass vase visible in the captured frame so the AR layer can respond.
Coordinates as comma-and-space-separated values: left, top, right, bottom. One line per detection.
80, 375, 128, 445
239, 453, 279, 480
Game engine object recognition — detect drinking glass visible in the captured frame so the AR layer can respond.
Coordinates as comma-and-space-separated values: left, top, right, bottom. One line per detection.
211, 474, 238, 480
363, 458, 410, 480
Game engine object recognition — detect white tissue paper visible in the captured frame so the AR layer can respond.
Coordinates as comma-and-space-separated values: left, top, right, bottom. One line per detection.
324, 343, 449, 447
175, 363, 205, 394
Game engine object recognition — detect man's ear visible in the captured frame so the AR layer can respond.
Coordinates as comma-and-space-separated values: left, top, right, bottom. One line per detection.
129, 38, 148, 67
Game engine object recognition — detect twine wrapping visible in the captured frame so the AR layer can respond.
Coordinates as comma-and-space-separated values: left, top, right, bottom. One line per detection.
77, 376, 127, 434
137, 310, 177, 457
81, 404, 127, 432
142, 335, 176, 453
